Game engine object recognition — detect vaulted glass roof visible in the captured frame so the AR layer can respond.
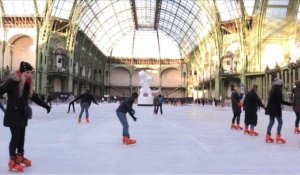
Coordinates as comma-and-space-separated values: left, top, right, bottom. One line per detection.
0, 0, 255, 59
77, 0, 213, 58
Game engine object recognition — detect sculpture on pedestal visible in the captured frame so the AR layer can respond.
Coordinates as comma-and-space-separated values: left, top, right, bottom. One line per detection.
137, 70, 154, 106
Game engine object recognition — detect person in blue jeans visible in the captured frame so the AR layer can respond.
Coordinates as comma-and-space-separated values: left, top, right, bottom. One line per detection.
156, 94, 164, 115
116, 92, 138, 145
70, 90, 98, 123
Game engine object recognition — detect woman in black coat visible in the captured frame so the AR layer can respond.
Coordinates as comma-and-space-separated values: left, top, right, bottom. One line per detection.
243, 84, 265, 136
265, 78, 292, 143
0, 62, 51, 171
70, 90, 98, 123
230, 85, 243, 130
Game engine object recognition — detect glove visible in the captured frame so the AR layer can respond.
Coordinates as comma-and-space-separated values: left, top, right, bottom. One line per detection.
132, 109, 135, 115
132, 116, 137, 122
45, 105, 51, 113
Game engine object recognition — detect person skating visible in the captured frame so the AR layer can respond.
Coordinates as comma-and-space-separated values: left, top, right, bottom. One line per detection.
265, 78, 292, 143
67, 94, 75, 113
292, 81, 300, 133
230, 85, 244, 130
0, 61, 51, 171
70, 90, 98, 123
243, 84, 265, 136
116, 92, 138, 145
153, 95, 157, 114
155, 94, 164, 115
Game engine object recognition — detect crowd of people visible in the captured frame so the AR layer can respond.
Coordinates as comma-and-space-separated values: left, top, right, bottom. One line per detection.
1, 62, 300, 172
229, 78, 295, 144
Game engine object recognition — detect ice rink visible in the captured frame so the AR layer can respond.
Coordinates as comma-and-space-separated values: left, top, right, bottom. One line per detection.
0, 103, 299, 174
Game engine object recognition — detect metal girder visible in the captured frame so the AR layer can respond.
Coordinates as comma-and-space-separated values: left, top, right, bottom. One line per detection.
0, 0, 5, 14
154, 0, 162, 30
129, 0, 138, 30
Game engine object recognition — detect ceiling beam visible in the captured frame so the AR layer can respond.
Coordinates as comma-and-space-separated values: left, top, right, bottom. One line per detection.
129, 0, 138, 30
154, 0, 162, 30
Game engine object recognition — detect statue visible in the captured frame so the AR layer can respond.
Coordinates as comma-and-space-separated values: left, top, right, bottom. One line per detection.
137, 70, 154, 106
138, 70, 153, 98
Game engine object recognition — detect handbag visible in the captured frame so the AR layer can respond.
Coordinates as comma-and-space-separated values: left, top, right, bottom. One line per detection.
23, 105, 32, 120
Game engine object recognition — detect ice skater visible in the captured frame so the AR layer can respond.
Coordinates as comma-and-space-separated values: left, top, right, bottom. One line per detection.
116, 92, 138, 145
265, 78, 292, 143
292, 81, 300, 134
70, 90, 98, 123
155, 94, 164, 115
0, 61, 51, 172
67, 94, 75, 113
230, 85, 244, 130
243, 84, 265, 136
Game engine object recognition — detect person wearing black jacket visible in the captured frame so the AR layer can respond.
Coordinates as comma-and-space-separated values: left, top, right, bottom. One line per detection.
265, 78, 292, 143
230, 85, 244, 130
70, 90, 98, 123
0, 61, 51, 172
243, 84, 265, 136
116, 92, 138, 145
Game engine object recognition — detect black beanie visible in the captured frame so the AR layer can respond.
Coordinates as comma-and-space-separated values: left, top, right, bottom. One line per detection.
19, 61, 33, 72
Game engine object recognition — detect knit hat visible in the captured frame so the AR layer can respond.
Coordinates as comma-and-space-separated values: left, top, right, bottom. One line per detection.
273, 78, 283, 85
19, 61, 33, 72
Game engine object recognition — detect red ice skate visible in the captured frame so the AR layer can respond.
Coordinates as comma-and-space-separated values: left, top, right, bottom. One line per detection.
244, 128, 251, 135
275, 134, 286, 144
265, 134, 274, 143
230, 124, 237, 130
86, 117, 89, 123
236, 124, 243, 130
8, 157, 24, 172
78, 117, 81, 123
294, 127, 300, 134
249, 129, 258, 136
122, 136, 136, 145
17, 154, 31, 166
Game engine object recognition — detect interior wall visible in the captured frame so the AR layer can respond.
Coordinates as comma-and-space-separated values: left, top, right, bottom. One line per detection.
110, 67, 130, 86
161, 68, 181, 87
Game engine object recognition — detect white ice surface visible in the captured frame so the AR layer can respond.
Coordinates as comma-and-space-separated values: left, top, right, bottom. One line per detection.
0, 103, 299, 174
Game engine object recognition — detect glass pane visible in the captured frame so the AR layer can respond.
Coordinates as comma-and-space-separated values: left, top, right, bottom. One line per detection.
243, 0, 255, 16
3, 0, 35, 16
267, 0, 289, 6
265, 7, 287, 19
215, 0, 239, 21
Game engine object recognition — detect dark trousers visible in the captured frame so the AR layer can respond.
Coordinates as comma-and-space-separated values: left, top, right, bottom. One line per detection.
267, 115, 283, 135
295, 112, 300, 127
156, 104, 163, 114
68, 102, 75, 112
9, 127, 26, 157
231, 113, 241, 124
153, 105, 157, 114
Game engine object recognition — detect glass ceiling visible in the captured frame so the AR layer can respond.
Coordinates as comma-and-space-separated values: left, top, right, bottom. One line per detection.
1, 0, 46, 16
0, 0, 256, 59
76, 0, 214, 58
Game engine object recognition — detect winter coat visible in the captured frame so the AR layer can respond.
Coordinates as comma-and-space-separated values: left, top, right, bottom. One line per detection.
231, 91, 243, 114
72, 93, 98, 106
116, 97, 135, 117
265, 85, 292, 117
293, 86, 300, 113
157, 96, 164, 104
0, 72, 48, 127
243, 89, 265, 126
